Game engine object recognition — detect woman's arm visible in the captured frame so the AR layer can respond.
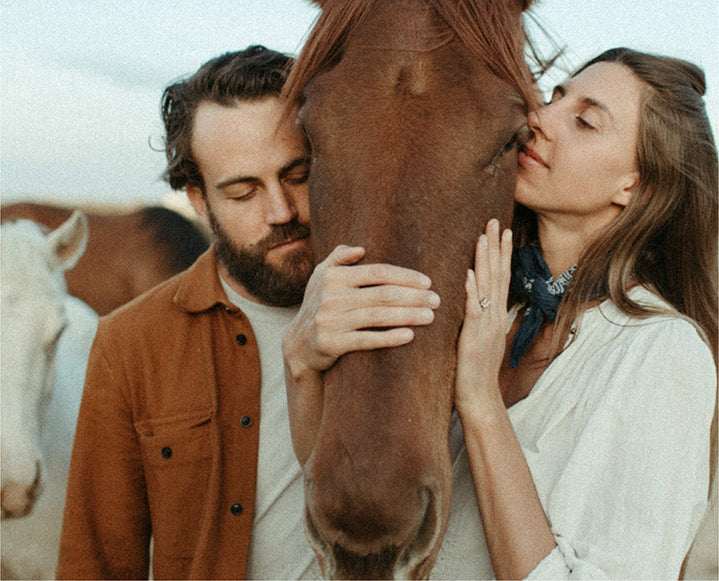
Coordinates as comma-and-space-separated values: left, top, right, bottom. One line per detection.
282, 245, 440, 465
455, 220, 556, 580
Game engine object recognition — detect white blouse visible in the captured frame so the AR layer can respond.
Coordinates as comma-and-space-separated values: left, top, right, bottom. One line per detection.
431, 286, 715, 580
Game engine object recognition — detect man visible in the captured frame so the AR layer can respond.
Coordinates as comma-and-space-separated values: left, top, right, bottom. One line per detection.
56, 46, 318, 580
57, 44, 440, 580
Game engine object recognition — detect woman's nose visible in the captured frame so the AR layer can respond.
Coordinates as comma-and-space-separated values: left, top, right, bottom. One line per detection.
527, 108, 548, 141
527, 109, 541, 131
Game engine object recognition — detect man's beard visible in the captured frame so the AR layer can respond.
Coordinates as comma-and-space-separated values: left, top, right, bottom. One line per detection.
208, 211, 312, 307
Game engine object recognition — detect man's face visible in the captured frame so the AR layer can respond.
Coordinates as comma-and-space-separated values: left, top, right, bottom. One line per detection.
187, 97, 312, 306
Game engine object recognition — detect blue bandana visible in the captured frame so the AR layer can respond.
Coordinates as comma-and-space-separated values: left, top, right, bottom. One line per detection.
509, 245, 576, 368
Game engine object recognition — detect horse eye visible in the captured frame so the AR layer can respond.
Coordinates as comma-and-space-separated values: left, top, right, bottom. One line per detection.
500, 125, 530, 156
499, 134, 519, 156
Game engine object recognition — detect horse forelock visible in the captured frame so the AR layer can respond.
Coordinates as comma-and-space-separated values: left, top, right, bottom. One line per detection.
284, 0, 377, 110
430, 0, 536, 107
285, 0, 537, 112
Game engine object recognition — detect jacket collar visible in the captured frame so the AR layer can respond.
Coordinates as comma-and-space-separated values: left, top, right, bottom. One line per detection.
174, 245, 240, 314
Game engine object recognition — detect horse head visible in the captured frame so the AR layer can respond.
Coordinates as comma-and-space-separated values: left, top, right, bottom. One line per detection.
285, 0, 537, 577
1, 211, 88, 518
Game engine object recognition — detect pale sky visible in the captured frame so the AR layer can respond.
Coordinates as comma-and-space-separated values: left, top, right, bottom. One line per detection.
1, 0, 717, 207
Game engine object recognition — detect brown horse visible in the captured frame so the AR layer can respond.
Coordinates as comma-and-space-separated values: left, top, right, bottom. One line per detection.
284, 0, 538, 578
1, 203, 210, 315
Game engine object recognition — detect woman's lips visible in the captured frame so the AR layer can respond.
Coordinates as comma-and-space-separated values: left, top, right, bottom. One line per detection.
519, 144, 549, 169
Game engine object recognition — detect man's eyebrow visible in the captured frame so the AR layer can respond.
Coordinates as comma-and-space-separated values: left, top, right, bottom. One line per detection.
216, 174, 257, 190
215, 156, 311, 190
279, 156, 311, 179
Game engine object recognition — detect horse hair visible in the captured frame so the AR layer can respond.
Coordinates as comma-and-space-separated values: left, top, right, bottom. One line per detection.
284, 0, 537, 109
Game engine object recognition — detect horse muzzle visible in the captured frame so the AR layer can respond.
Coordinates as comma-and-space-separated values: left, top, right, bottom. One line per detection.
1, 460, 42, 519
304, 471, 446, 580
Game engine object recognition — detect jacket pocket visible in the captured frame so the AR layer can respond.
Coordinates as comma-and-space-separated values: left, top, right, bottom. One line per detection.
137, 413, 214, 558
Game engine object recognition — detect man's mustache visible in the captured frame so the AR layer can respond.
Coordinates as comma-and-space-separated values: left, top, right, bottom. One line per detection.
257, 220, 311, 254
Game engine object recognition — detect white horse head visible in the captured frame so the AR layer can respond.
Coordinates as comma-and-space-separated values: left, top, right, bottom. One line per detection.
1, 211, 88, 518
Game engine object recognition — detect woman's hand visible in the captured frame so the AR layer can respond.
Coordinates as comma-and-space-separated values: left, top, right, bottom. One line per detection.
282, 244, 440, 464
456, 222, 556, 578
455, 219, 512, 415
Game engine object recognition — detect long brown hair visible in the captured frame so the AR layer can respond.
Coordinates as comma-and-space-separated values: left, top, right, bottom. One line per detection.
516, 47, 718, 360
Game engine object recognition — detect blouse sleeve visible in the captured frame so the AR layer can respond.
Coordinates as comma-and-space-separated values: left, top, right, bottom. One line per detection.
525, 317, 716, 580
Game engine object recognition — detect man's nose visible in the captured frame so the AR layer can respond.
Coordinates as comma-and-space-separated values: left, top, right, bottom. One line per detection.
265, 183, 297, 224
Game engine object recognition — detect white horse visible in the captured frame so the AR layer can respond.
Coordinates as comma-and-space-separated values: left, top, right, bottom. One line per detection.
1, 212, 99, 579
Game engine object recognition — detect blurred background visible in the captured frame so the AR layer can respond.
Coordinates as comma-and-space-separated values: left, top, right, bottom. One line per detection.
1, 0, 717, 210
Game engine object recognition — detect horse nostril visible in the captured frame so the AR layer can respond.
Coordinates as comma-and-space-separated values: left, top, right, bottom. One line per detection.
32, 460, 43, 493
1, 483, 34, 518
396, 485, 442, 579
306, 480, 444, 580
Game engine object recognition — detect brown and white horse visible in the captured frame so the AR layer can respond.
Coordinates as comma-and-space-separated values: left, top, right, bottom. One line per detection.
284, 0, 537, 578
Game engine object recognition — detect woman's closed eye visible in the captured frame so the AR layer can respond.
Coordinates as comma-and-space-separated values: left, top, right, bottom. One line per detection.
575, 115, 595, 130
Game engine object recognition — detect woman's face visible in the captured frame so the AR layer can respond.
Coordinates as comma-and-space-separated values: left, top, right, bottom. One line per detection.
515, 62, 644, 234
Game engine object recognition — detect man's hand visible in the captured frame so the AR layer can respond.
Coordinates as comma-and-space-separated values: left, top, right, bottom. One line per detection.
284, 244, 440, 377
282, 244, 440, 465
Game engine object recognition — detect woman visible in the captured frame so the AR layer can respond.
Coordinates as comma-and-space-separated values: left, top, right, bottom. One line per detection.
283, 48, 717, 578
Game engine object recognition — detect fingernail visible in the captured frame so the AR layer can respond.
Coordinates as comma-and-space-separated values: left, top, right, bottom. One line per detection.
429, 292, 441, 308
399, 328, 414, 343
480, 234, 488, 248
490, 219, 499, 233
420, 274, 432, 288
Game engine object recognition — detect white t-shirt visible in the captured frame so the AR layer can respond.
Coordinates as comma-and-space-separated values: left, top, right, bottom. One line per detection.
221, 277, 321, 580
431, 286, 716, 580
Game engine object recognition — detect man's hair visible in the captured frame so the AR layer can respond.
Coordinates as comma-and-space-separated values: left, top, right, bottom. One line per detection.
161, 45, 294, 192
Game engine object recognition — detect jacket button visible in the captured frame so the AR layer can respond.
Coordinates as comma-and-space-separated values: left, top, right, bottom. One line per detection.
236, 334, 247, 346
161, 447, 172, 459
230, 503, 243, 516
240, 415, 252, 428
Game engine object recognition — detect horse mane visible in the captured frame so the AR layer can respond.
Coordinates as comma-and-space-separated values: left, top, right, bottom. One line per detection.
284, 0, 538, 109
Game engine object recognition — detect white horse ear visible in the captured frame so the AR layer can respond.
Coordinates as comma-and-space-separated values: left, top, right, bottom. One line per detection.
45, 210, 89, 271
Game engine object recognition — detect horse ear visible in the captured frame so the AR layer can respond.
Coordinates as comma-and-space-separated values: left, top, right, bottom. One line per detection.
45, 210, 89, 271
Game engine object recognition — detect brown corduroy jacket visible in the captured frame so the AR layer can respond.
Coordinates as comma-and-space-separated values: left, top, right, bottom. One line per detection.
57, 247, 262, 580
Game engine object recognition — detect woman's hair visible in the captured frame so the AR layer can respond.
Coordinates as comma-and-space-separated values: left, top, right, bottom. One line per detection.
161, 45, 294, 192
514, 47, 718, 359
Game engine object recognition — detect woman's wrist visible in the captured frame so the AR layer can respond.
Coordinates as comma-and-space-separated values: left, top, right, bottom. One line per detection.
455, 380, 506, 427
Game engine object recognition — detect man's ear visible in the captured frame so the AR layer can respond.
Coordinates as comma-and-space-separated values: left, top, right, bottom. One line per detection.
186, 186, 210, 228
613, 170, 639, 208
